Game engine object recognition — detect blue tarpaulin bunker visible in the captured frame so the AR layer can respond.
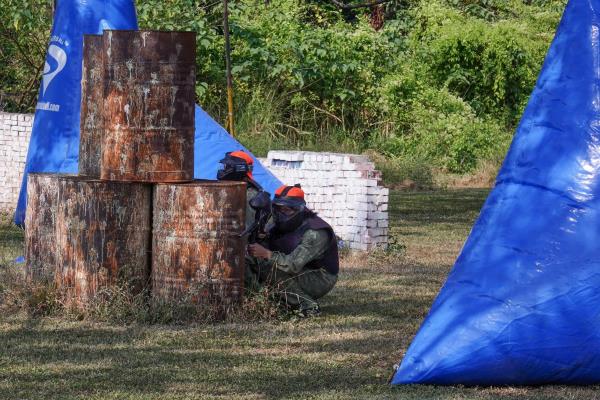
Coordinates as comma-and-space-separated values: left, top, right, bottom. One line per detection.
392, 0, 600, 385
14, 0, 281, 226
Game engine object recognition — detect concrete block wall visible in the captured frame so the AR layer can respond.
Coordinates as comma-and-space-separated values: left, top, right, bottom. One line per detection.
0, 112, 33, 213
262, 151, 389, 251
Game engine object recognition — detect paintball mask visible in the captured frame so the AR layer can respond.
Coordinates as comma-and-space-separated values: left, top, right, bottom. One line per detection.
272, 184, 307, 233
217, 151, 253, 181
249, 190, 272, 211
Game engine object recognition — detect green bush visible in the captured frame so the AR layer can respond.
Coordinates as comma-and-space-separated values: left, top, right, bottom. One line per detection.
0, 0, 52, 112
376, 67, 509, 172
229, 0, 394, 142
411, 2, 545, 126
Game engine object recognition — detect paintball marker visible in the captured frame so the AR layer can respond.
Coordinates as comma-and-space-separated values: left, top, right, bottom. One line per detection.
239, 191, 272, 244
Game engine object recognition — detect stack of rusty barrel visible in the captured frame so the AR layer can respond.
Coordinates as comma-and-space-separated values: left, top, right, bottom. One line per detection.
25, 30, 246, 310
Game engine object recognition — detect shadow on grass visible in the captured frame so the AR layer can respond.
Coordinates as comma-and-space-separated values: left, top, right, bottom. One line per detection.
5, 321, 597, 400
1, 323, 388, 398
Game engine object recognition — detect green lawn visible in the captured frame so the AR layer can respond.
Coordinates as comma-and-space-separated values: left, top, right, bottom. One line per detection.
1, 190, 598, 399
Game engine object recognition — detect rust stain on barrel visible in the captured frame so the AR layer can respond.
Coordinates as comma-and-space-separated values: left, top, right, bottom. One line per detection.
79, 34, 104, 178
152, 181, 246, 305
55, 176, 152, 306
25, 173, 61, 282
101, 30, 196, 182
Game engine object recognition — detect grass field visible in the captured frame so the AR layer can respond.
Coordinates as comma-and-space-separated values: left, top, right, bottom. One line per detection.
1, 190, 599, 399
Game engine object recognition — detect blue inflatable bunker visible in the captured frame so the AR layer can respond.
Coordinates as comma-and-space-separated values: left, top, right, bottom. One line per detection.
14, 0, 280, 226
392, 0, 600, 385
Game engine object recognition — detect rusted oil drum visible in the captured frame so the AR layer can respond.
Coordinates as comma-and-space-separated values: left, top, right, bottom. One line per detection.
55, 176, 152, 305
25, 173, 61, 282
79, 34, 104, 178
152, 181, 246, 305
101, 30, 196, 182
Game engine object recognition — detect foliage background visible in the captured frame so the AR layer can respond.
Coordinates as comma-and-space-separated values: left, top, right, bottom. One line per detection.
0, 0, 567, 177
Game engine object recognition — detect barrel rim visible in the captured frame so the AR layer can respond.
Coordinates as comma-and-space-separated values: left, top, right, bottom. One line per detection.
154, 179, 247, 188
101, 176, 194, 183
102, 29, 197, 35
28, 172, 76, 178
56, 175, 103, 183
55, 175, 152, 186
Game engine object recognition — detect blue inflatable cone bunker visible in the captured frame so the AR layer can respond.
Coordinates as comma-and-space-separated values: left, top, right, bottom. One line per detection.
14, 0, 281, 226
392, 0, 600, 385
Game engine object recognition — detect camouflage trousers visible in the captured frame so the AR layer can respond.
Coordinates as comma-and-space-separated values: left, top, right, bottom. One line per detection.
245, 257, 338, 311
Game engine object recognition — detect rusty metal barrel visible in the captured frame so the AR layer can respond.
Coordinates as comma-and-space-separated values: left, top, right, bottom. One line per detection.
79, 34, 104, 177
101, 30, 196, 183
25, 173, 62, 282
55, 176, 152, 305
152, 181, 246, 305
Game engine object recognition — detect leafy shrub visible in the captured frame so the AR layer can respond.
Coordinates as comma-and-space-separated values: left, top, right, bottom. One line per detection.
229, 0, 395, 143
376, 67, 510, 172
0, 0, 52, 112
411, 2, 548, 126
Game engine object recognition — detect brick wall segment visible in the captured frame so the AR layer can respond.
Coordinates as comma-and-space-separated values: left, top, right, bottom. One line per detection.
262, 150, 389, 250
0, 112, 33, 213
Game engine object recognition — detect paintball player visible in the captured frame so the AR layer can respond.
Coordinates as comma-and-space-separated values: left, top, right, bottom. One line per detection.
217, 150, 267, 229
247, 184, 339, 317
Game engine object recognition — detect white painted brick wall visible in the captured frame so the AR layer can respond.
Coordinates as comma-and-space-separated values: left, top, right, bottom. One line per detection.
0, 112, 33, 213
262, 150, 389, 251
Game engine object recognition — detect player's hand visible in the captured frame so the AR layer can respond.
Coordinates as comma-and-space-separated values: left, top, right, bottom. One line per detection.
248, 243, 272, 260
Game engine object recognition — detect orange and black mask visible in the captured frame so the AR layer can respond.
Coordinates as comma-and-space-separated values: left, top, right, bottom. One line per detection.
217, 151, 253, 181
272, 184, 307, 233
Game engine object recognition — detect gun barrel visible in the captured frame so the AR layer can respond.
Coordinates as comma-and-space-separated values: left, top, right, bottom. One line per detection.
239, 221, 259, 238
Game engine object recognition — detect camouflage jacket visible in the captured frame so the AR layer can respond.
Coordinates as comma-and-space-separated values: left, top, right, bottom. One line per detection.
269, 229, 330, 274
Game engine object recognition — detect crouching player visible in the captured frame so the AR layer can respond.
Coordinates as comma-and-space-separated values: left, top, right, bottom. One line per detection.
246, 184, 339, 317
